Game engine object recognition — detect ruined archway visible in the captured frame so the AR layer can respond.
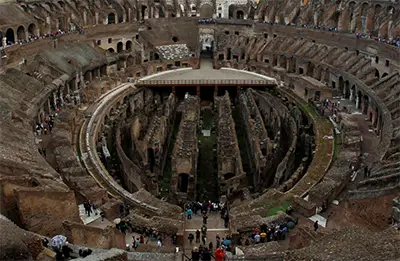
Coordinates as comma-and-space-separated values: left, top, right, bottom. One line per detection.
5, 28, 14, 44
28, 23, 37, 37
178, 173, 189, 193
117, 42, 123, 53
108, 13, 116, 24
236, 10, 244, 19
17, 26, 26, 41
375, 69, 380, 80
199, 4, 213, 18
126, 40, 132, 51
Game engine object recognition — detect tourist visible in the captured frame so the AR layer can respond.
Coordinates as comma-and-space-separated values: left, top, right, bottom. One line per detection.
83, 201, 91, 216
157, 239, 162, 247
203, 214, 208, 224
187, 208, 192, 219
260, 231, 267, 242
201, 224, 207, 237
254, 233, 261, 243
314, 220, 319, 232
195, 229, 200, 243
208, 241, 213, 251
200, 247, 211, 261
188, 233, 194, 244
214, 247, 225, 261
191, 246, 200, 261
202, 235, 206, 245
223, 213, 229, 228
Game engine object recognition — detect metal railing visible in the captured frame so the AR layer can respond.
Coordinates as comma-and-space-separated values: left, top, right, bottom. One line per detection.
136, 79, 274, 86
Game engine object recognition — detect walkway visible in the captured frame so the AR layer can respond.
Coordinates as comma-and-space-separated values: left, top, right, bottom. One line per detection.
145, 59, 274, 81
183, 213, 229, 252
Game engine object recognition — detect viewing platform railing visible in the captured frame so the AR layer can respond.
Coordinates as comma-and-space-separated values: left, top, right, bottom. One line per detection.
136, 79, 276, 86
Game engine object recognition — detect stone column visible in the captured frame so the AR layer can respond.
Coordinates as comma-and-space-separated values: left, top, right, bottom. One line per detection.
53, 92, 58, 110
83, 11, 87, 25
349, 89, 354, 102
355, 95, 359, 109
95, 12, 99, 25
2, 37, 6, 48
46, 17, 51, 34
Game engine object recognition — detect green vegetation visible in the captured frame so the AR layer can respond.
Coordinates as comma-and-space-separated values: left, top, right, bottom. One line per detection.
196, 109, 219, 202
160, 113, 181, 197
266, 201, 291, 216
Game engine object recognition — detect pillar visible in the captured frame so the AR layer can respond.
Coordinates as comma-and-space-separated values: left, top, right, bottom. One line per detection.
2, 37, 6, 48
95, 12, 99, 25
355, 95, 359, 109
83, 11, 87, 26
349, 89, 354, 102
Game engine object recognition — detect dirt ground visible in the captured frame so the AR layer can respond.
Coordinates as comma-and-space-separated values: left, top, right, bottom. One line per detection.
322, 194, 396, 231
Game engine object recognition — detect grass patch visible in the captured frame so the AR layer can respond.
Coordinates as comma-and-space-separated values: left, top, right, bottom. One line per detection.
266, 201, 291, 216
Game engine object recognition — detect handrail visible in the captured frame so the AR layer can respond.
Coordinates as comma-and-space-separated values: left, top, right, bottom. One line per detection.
136, 79, 275, 85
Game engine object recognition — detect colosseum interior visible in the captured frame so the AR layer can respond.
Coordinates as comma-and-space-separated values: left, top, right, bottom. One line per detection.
0, 0, 399, 260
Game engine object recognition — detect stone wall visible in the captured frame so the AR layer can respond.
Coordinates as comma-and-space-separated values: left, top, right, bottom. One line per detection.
63, 221, 126, 250
215, 92, 245, 196
171, 95, 200, 201
15, 188, 80, 236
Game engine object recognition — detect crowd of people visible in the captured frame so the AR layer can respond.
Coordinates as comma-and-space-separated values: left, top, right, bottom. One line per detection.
2, 25, 84, 49
239, 217, 298, 246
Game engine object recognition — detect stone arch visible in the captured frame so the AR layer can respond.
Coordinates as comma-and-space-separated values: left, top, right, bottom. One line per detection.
126, 40, 132, 51
108, 48, 115, 53
28, 23, 37, 37
338, 76, 344, 94
363, 95, 369, 114
108, 13, 116, 24
330, 11, 340, 29
236, 10, 245, 19
117, 42, 123, 53
5, 28, 14, 43
382, 72, 388, 78
306, 62, 315, 77
199, 4, 213, 18
17, 26, 26, 41
141, 5, 148, 19
375, 69, 380, 79
178, 173, 189, 193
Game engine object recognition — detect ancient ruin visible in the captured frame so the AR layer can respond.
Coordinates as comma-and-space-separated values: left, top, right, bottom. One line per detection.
0, 0, 399, 260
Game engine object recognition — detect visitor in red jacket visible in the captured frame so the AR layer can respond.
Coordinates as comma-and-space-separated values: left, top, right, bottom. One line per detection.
214, 247, 225, 261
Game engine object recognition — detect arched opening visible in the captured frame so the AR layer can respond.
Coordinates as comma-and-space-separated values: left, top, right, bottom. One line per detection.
345, 80, 350, 99
199, 4, 213, 18
5, 28, 14, 44
28, 23, 37, 37
306, 62, 315, 77
126, 40, 132, 51
363, 95, 369, 114
17, 26, 26, 41
141, 5, 147, 19
236, 10, 244, 19
117, 42, 123, 53
375, 69, 380, 79
108, 48, 115, 53
147, 148, 155, 173
108, 13, 116, 24
338, 76, 344, 94
357, 90, 362, 109
172, 36, 178, 43
382, 72, 388, 78
178, 173, 189, 193
351, 85, 356, 102
224, 172, 235, 180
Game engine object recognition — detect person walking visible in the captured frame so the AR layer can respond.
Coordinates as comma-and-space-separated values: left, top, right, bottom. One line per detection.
314, 220, 319, 232
195, 229, 200, 243
187, 208, 193, 219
